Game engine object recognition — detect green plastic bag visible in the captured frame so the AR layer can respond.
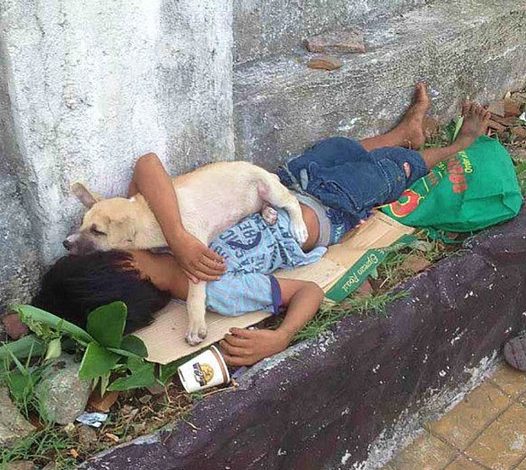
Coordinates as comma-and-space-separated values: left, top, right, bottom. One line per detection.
381, 136, 523, 240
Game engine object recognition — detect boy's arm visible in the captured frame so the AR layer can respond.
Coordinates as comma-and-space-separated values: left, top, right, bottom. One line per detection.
129, 153, 225, 282
220, 279, 324, 366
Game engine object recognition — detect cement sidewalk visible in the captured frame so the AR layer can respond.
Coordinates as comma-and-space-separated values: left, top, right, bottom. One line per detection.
384, 363, 526, 470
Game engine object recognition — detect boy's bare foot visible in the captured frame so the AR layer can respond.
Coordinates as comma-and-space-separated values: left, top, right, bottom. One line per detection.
393, 82, 431, 149
455, 101, 491, 149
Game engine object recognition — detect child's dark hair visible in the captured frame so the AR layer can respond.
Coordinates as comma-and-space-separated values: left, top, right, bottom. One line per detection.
32, 251, 171, 334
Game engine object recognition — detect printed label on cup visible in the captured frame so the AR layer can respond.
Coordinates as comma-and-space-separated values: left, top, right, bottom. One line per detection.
178, 345, 230, 393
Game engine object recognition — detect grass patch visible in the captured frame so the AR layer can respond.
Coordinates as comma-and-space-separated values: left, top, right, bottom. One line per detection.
0, 385, 77, 469
1, 427, 77, 469
0, 381, 200, 468
294, 291, 409, 343
292, 226, 458, 344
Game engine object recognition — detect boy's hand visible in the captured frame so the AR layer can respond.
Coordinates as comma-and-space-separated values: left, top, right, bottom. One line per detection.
219, 327, 291, 366
172, 231, 225, 283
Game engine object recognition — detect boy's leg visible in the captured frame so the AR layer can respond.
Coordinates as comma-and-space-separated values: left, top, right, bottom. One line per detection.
419, 102, 490, 170
359, 83, 431, 151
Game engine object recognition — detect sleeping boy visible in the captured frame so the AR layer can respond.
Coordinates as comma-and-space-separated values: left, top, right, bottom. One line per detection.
33, 85, 490, 366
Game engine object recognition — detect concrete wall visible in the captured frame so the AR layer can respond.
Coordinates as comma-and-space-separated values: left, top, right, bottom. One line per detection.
0, 0, 525, 308
0, 38, 40, 307
233, 0, 428, 64
0, 0, 233, 308
234, 0, 526, 168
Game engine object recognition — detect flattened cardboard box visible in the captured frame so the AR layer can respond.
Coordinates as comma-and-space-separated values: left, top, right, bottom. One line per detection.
135, 212, 413, 364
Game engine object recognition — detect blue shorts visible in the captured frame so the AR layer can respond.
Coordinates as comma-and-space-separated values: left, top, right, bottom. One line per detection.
278, 137, 428, 231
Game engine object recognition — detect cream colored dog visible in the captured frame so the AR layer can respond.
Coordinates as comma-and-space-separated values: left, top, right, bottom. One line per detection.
65, 160, 307, 345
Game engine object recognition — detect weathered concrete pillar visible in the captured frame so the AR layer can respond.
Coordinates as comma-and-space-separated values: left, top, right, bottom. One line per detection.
0, 0, 233, 267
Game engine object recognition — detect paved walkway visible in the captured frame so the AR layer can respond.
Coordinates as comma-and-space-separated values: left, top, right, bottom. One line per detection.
384, 363, 526, 470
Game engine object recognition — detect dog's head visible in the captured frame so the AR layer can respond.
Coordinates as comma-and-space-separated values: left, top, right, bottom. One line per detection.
64, 183, 141, 255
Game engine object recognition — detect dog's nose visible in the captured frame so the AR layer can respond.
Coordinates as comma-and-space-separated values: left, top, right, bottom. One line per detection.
63, 239, 72, 250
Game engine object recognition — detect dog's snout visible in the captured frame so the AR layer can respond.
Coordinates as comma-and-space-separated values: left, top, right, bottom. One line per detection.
63, 238, 72, 250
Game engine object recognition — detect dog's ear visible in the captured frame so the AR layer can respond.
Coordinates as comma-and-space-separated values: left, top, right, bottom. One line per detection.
71, 182, 102, 208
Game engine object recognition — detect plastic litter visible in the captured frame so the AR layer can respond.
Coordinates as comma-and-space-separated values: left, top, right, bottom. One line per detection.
76, 411, 108, 428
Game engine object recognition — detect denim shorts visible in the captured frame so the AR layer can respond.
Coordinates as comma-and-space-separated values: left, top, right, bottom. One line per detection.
278, 137, 428, 230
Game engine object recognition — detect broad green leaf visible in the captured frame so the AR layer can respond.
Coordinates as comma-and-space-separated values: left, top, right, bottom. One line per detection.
44, 338, 62, 362
0, 335, 46, 363
107, 359, 157, 392
120, 335, 148, 358
86, 302, 127, 348
14, 305, 93, 344
5, 346, 30, 377
107, 335, 148, 359
106, 347, 142, 359
91, 376, 100, 392
159, 359, 185, 385
78, 342, 119, 380
5, 371, 35, 404
126, 356, 145, 372
20, 317, 56, 342
3, 355, 42, 405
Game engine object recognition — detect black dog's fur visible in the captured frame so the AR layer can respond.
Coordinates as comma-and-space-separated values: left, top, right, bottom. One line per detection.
32, 251, 171, 334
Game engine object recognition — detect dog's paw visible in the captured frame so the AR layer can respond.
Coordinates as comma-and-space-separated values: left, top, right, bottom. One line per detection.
290, 219, 309, 245
185, 322, 208, 346
185, 330, 205, 346
261, 205, 278, 225
198, 324, 208, 339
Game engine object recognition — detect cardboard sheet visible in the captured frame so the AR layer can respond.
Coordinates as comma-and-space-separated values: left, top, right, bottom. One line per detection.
135, 212, 413, 364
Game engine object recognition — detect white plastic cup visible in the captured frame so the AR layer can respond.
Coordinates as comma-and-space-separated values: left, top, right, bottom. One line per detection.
177, 345, 230, 393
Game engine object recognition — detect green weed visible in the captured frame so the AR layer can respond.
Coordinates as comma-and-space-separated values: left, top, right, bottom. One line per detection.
294, 290, 409, 343
0, 427, 77, 469
0, 381, 78, 469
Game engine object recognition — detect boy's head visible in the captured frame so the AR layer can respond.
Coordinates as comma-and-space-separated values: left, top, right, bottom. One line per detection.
32, 250, 171, 333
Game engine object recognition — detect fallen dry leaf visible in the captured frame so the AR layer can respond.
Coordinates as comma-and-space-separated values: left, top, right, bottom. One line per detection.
401, 255, 432, 274
511, 127, 526, 140
488, 100, 506, 117
488, 119, 507, 133
354, 280, 373, 298
139, 394, 152, 404
63, 422, 76, 435
78, 426, 98, 449
88, 390, 120, 413
510, 147, 526, 161
104, 432, 120, 443
490, 114, 517, 127
1, 313, 29, 340
504, 98, 523, 117
147, 384, 166, 395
